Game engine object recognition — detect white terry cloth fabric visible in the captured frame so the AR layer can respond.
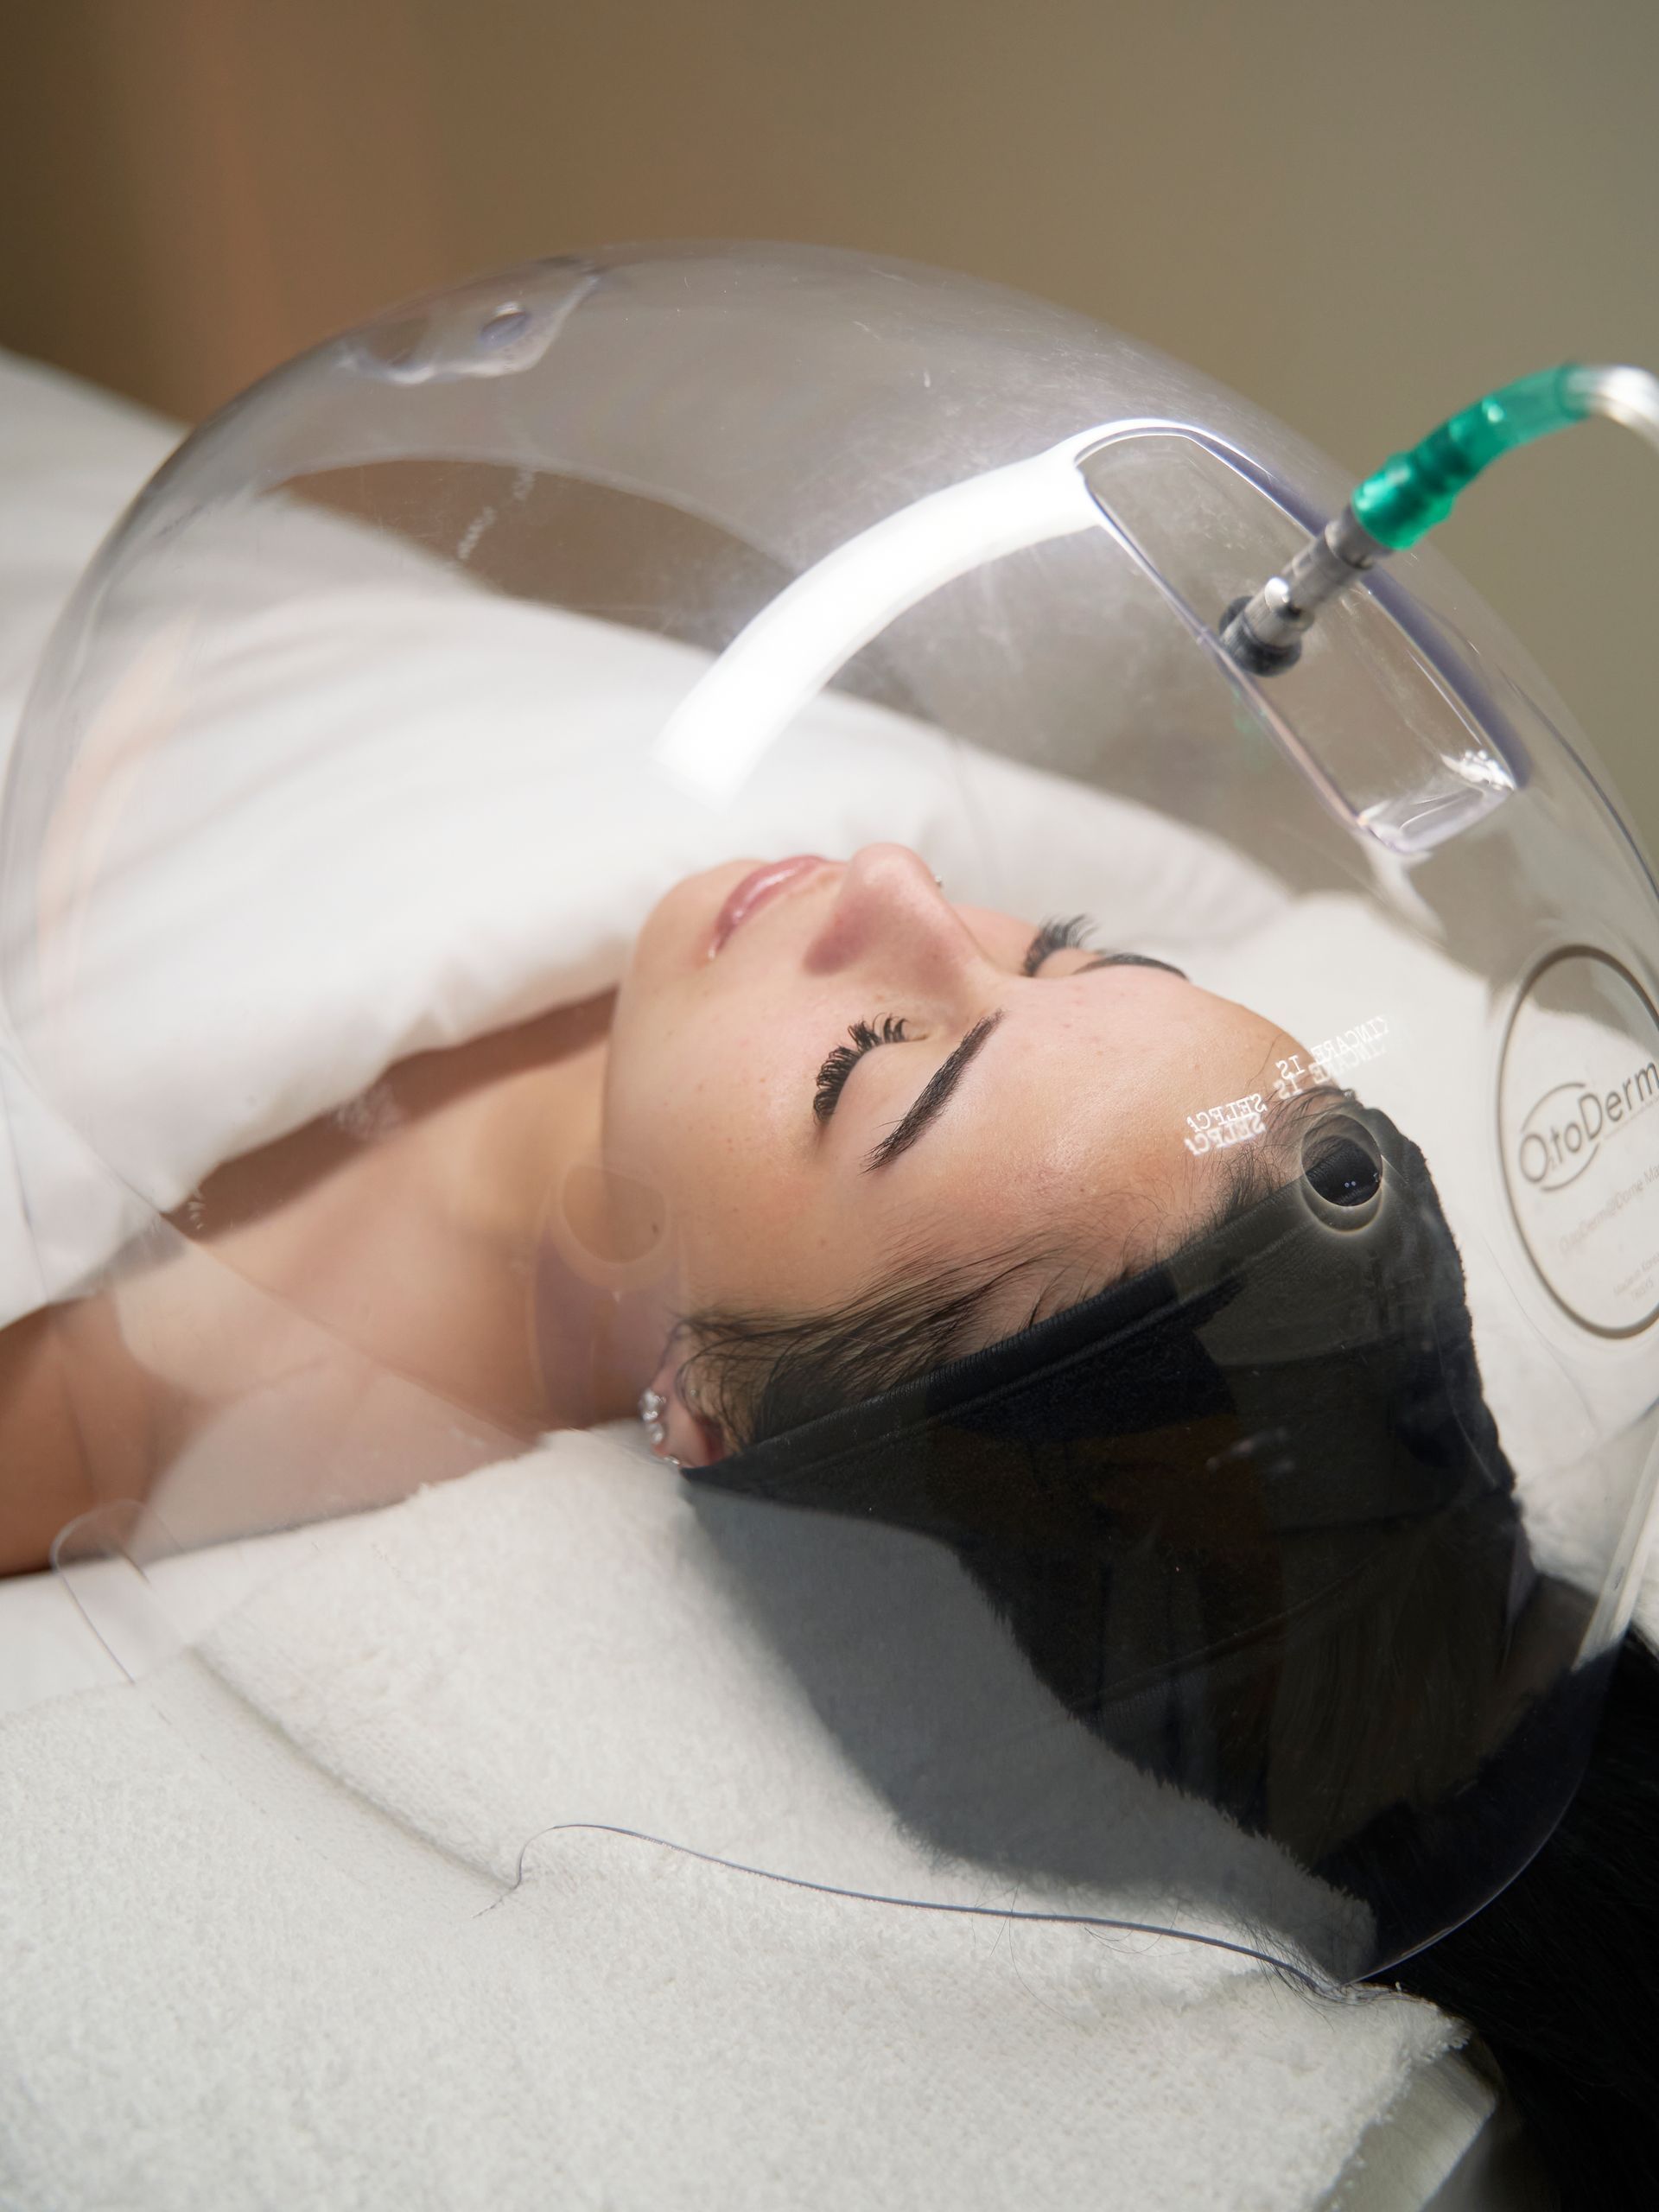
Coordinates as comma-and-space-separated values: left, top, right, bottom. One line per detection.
0, 1685, 1461, 2212
190, 1437, 1366, 1955
1, 1431, 1466, 2212
8, 1402, 1636, 2208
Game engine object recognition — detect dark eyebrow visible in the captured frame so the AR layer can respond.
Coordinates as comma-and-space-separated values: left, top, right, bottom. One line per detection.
1075, 950, 1188, 980
863, 1011, 1003, 1173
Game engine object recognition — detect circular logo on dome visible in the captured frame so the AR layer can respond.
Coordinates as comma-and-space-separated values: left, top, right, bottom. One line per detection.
1499, 948, 1659, 1336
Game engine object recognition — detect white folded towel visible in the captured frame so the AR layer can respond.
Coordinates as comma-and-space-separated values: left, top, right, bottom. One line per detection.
0, 1433, 1462, 2212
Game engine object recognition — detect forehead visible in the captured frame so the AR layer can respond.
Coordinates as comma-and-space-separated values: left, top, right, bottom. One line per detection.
866, 973, 1295, 1267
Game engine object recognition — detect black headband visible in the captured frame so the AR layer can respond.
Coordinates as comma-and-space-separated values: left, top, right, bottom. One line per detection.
682, 1106, 1580, 1961
690, 1103, 1514, 1565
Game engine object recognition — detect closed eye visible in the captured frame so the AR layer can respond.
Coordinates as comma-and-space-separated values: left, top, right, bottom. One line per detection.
1022, 915, 1095, 974
819, 926, 1188, 1167
814, 1014, 911, 1124
1024, 916, 1186, 982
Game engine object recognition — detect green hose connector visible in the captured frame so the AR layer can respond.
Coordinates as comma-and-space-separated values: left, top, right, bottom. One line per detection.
1220, 359, 1659, 682
1350, 365, 1590, 550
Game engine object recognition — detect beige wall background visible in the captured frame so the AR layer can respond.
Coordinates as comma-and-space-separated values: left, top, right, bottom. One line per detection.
2, 0, 1656, 837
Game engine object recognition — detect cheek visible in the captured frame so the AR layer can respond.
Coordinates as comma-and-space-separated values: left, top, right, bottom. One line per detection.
606, 1000, 823, 1259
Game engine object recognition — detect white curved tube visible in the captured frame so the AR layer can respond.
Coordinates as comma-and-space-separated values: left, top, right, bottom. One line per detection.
652, 429, 1113, 804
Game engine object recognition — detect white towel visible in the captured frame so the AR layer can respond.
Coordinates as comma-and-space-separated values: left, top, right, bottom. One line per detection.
0, 1435, 1461, 2212
21, 1389, 1659, 2208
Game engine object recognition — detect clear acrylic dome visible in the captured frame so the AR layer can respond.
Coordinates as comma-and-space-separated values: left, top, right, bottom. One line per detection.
4, 243, 1657, 1981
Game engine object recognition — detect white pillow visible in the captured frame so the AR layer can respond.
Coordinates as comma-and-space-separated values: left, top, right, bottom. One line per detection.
1, 378, 1285, 1322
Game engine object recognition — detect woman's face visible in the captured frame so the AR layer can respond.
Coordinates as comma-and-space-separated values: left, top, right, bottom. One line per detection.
602, 846, 1300, 1341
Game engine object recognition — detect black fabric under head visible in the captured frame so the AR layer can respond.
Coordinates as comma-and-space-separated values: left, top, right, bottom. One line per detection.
684, 1106, 1583, 1960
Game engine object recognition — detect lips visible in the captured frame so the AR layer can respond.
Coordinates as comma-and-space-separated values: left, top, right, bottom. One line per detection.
709, 855, 828, 956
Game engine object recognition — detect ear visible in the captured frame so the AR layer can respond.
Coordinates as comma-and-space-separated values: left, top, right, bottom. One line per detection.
639, 1351, 725, 1468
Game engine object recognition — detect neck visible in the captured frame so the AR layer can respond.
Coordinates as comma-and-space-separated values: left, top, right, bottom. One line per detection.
455, 1003, 613, 1249
446, 997, 668, 1427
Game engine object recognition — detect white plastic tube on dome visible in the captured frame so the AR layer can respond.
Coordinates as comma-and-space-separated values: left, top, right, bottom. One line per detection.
653, 431, 1114, 805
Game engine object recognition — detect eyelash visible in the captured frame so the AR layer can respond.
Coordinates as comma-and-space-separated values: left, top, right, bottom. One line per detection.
814, 1015, 911, 1123
1021, 914, 1096, 975
813, 918, 1102, 1125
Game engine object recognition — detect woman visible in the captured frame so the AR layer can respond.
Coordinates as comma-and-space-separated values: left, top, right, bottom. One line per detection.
1, 842, 1303, 1554
3, 842, 1655, 2204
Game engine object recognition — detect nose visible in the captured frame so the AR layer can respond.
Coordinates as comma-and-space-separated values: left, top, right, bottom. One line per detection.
800, 844, 986, 994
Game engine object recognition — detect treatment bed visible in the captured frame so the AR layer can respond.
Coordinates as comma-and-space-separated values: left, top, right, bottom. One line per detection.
0, 341, 1632, 2210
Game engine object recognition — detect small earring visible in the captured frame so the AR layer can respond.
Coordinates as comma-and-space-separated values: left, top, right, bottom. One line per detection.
638, 1388, 681, 1465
